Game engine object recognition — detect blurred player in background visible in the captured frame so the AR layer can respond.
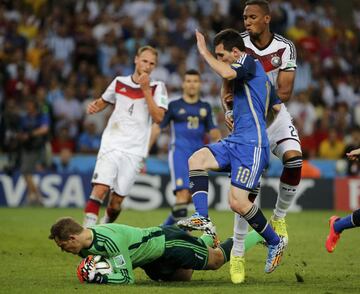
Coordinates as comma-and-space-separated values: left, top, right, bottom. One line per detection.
221, 0, 301, 283
326, 148, 360, 253
179, 29, 286, 275
151, 69, 221, 226
49, 217, 233, 284
18, 98, 50, 206
83, 46, 168, 227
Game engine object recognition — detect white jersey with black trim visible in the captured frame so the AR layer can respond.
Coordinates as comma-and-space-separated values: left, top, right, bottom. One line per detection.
241, 32, 297, 88
100, 75, 168, 157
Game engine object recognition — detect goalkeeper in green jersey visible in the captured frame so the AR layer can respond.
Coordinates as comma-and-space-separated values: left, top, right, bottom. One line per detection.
50, 217, 240, 284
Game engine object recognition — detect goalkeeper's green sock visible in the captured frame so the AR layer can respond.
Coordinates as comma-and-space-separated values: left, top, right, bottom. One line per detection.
245, 229, 264, 252
200, 234, 214, 247
219, 238, 233, 263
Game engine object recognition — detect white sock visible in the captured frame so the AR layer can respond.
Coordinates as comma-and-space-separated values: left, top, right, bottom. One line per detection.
100, 212, 109, 224
232, 213, 248, 257
83, 213, 98, 228
273, 182, 298, 220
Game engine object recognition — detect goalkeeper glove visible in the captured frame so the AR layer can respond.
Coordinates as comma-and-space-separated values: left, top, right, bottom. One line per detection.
77, 255, 108, 284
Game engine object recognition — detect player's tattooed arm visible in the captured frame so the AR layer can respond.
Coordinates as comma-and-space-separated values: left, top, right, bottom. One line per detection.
221, 79, 234, 132
221, 79, 233, 112
87, 98, 109, 114
209, 128, 222, 142
276, 70, 296, 102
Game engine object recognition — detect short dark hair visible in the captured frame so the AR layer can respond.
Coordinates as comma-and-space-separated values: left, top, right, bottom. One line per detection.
213, 29, 245, 52
245, 0, 270, 15
185, 69, 200, 76
49, 217, 83, 241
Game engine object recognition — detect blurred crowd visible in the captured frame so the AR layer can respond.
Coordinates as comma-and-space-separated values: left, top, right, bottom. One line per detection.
0, 0, 360, 175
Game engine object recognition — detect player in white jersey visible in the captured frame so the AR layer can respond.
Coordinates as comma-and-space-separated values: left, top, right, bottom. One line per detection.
222, 0, 302, 284
83, 46, 168, 227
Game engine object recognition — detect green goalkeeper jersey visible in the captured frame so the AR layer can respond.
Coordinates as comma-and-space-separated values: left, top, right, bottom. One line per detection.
79, 223, 165, 284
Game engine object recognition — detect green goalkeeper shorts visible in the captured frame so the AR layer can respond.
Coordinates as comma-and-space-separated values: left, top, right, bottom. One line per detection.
142, 225, 209, 281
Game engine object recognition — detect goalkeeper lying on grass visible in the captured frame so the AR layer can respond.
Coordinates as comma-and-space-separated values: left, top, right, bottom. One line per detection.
49, 217, 262, 284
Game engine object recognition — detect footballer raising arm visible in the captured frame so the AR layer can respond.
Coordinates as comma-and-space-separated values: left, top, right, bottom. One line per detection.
195, 30, 238, 81
82, 45, 169, 228
226, 0, 301, 284
132, 48, 166, 124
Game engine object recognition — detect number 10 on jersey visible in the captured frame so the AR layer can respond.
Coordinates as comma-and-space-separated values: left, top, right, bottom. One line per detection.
235, 166, 250, 184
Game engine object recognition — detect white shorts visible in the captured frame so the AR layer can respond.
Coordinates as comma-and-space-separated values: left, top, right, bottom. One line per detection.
92, 149, 143, 196
267, 104, 302, 160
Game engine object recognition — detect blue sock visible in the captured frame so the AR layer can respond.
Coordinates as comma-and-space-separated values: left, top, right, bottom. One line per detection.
163, 203, 188, 226
242, 206, 280, 246
334, 215, 355, 233
261, 224, 280, 246
189, 170, 208, 217
163, 214, 175, 226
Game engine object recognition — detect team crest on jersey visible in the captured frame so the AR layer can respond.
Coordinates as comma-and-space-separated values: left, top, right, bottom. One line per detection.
178, 108, 186, 115
231, 63, 242, 68
271, 55, 281, 67
200, 108, 207, 117
176, 178, 183, 186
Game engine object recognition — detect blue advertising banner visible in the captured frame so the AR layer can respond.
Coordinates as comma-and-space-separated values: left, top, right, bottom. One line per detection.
0, 173, 92, 207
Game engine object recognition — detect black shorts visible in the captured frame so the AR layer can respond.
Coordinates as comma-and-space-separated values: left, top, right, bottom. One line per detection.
141, 225, 209, 281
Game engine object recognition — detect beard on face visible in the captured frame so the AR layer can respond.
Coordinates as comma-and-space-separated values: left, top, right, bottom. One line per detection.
249, 31, 261, 40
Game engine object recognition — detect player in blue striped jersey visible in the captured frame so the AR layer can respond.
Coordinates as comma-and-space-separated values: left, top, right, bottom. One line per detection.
178, 29, 286, 274
151, 70, 221, 225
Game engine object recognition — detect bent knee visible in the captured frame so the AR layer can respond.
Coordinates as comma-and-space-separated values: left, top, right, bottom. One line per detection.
228, 195, 249, 215
188, 148, 208, 169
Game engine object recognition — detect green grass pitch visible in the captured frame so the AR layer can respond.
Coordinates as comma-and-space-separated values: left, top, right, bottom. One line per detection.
1, 208, 359, 294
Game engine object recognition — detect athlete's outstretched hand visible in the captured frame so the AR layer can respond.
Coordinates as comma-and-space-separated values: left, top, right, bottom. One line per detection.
195, 29, 209, 57
347, 148, 360, 161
